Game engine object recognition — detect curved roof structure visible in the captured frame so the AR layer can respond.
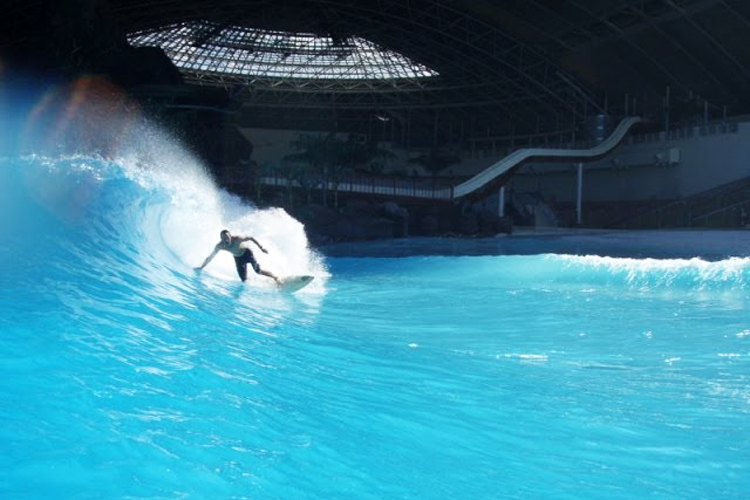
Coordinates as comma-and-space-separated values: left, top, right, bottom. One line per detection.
5, 0, 750, 144
127, 21, 439, 82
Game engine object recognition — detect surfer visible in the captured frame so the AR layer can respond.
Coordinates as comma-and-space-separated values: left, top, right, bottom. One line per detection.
196, 229, 281, 284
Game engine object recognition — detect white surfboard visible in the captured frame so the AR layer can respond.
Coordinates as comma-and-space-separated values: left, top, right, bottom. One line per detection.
277, 275, 314, 293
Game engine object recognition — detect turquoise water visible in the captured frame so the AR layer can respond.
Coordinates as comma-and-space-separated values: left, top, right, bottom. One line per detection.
2, 151, 750, 500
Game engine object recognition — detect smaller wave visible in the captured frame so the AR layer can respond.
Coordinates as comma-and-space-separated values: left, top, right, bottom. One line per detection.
405, 253, 750, 292
554, 254, 750, 290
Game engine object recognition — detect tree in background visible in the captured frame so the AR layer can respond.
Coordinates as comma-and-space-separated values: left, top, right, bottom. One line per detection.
250, 160, 268, 202
264, 159, 300, 206
407, 148, 461, 178
283, 133, 331, 204
331, 135, 395, 208
284, 133, 394, 208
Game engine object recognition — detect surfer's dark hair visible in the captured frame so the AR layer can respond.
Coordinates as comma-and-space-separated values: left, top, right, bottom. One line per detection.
220, 229, 230, 237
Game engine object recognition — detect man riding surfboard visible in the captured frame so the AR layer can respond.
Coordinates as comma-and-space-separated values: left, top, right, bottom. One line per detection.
196, 229, 281, 284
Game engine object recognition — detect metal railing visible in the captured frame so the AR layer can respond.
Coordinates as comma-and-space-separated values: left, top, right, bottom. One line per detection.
256, 173, 457, 200
691, 198, 750, 228
609, 175, 750, 229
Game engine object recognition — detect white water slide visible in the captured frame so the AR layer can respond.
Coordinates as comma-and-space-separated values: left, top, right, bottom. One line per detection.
451, 116, 642, 198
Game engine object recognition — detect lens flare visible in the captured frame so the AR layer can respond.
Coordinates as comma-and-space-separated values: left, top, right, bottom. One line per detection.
21, 75, 139, 156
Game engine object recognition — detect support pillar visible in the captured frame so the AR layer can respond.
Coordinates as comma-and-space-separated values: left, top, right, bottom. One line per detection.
665, 86, 670, 136
576, 162, 583, 226
498, 186, 505, 217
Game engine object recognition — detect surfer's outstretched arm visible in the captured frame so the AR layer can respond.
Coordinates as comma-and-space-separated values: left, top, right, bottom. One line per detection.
242, 236, 269, 254
196, 246, 220, 270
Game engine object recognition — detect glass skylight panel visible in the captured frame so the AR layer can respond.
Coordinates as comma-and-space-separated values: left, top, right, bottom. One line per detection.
128, 21, 438, 81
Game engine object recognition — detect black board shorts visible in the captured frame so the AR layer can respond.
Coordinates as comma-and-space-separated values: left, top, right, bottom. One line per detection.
234, 249, 260, 281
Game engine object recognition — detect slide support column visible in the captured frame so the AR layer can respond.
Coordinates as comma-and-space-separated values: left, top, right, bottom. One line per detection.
576, 162, 583, 225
